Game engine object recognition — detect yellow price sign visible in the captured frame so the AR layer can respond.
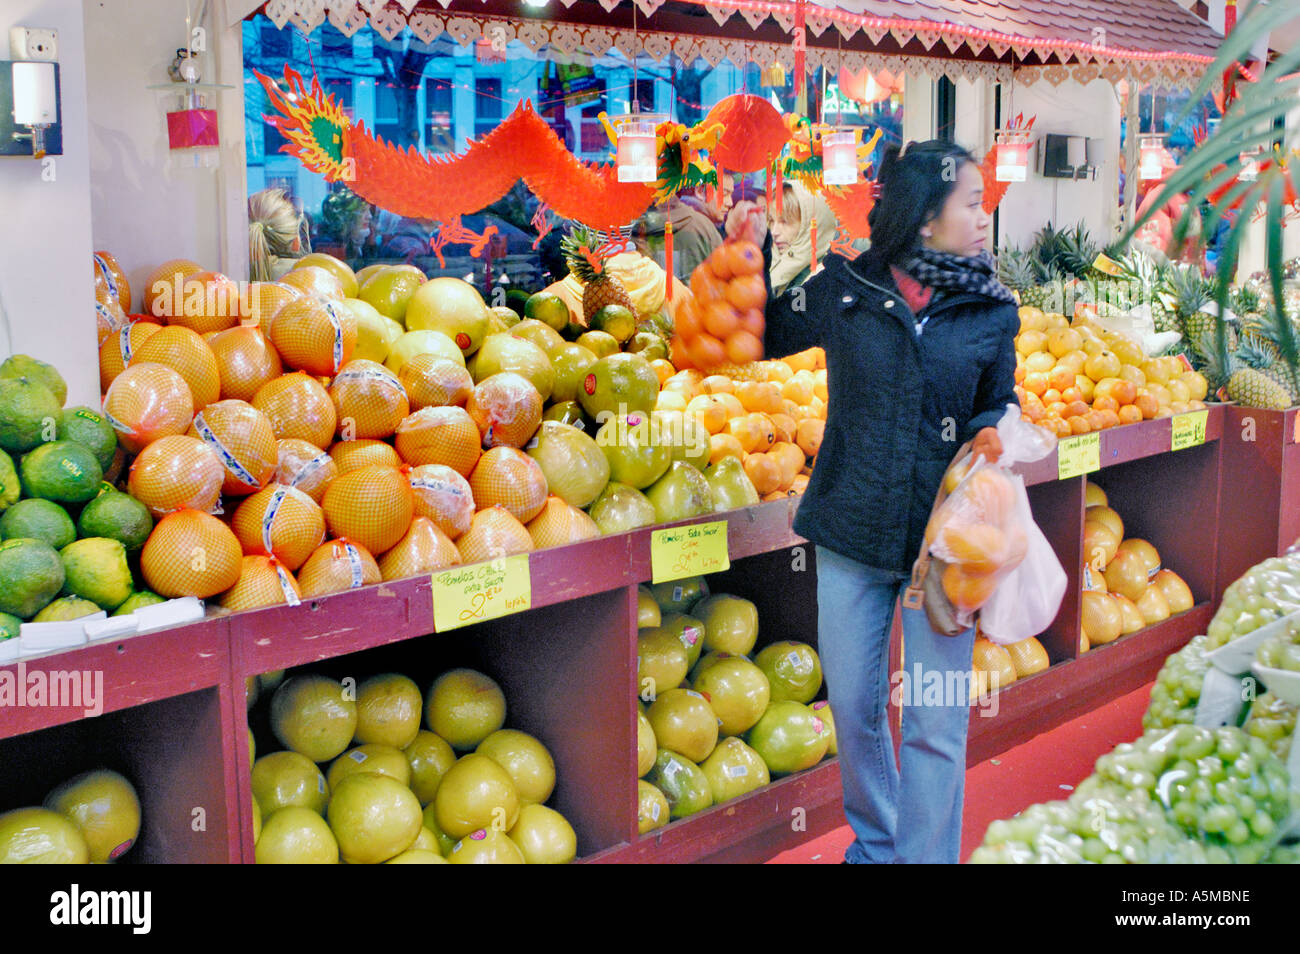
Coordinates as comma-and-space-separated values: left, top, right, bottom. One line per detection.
431, 554, 531, 632
650, 520, 730, 584
1057, 432, 1100, 480
1171, 409, 1209, 452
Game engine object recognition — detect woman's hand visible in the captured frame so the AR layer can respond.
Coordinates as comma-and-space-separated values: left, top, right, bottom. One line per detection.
726, 199, 768, 246
970, 427, 1002, 466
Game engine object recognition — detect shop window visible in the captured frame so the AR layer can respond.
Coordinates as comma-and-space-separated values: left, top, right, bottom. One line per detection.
475, 78, 503, 139
426, 77, 454, 154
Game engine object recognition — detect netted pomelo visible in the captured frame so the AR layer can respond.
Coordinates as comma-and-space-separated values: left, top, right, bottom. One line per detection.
271, 674, 358, 763
95, 298, 127, 347
296, 538, 381, 598
353, 673, 423, 750
165, 269, 242, 335
0, 537, 65, 619
218, 554, 302, 612
269, 296, 357, 376
327, 771, 422, 864
394, 406, 481, 475
0, 806, 89, 864
700, 736, 770, 804
56, 407, 117, 472
142, 258, 201, 320
43, 768, 140, 863
425, 669, 507, 752
359, 265, 424, 324
208, 327, 284, 403
695, 593, 759, 655
242, 281, 302, 332
326, 743, 412, 790
231, 484, 326, 571
408, 463, 474, 539
406, 730, 456, 806
127, 435, 224, 518
140, 509, 242, 598
94, 251, 131, 313
468, 334, 553, 400
578, 352, 660, 420
378, 516, 461, 580
384, 329, 465, 376
328, 439, 400, 474
434, 752, 520, 839
0, 499, 76, 549
328, 359, 409, 440
0, 376, 62, 455
446, 826, 525, 864
274, 439, 337, 503
475, 729, 556, 806
20, 441, 102, 504
255, 806, 338, 864
252, 372, 337, 448
745, 700, 831, 775
130, 325, 220, 410
251, 750, 329, 816
280, 264, 345, 302
405, 277, 489, 357
322, 465, 413, 556
59, 537, 133, 611
526, 496, 601, 550
525, 420, 609, 509
102, 362, 194, 454
466, 372, 543, 450
188, 400, 278, 496
99, 321, 164, 392
692, 653, 770, 735
456, 505, 533, 564
587, 481, 656, 535
508, 804, 576, 864
294, 253, 359, 299
397, 354, 474, 411
468, 446, 548, 524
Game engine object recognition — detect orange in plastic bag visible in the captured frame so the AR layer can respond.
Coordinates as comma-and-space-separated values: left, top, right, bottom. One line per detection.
676, 238, 766, 372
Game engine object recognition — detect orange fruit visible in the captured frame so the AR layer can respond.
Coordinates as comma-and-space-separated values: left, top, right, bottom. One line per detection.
1021, 371, 1049, 397
525, 496, 601, 550
274, 439, 338, 503
243, 281, 302, 331
782, 349, 818, 374
702, 300, 740, 340
724, 274, 766, 311
394, 406, 482, 475
329, 439, 401, 474
165, 270, 242, 335
690, 267, 727, 305
687, 333, 727, 372
764, 360, 792, 384
270, 296, 357, 376
700, 375, 735, 396
127, 435, 225, 519
1134, 391, 1159, 420
141, 509, 243, 598
188, 399, 278, 496
397, 354, 474, 411
468, 447, 548, 524
708, 433, 745, 465
940, 564, 997, 613
747, 413, 777, 452
736, 308, 765, 340
330, 360, 410, 440
742, 453, 781, 496
218, 555, 302, 612
1091, 395, 1118, 413
99, 321, 164, 393
725, 415, 762, 454
456, 505, 534, 565
408, 463, 475, 540
466, 373, 543, 450
232, 484, 327, 571
722, 241, 763, 277
737, 382, 782, 415
795, 418, 824, 458
378, 516, 461, 581
142, 258, 202, 320
130, 325, 221, 410
769, 413, 797, 444
94, 251, 132, 313
940, 523, 1008, 574
649, 359, 676, 386
209, 327, 284, 403
686, 394, 729, 435
297, 539, 382, 598
252, 373, 338, 448
768, 442, 804, 489
724, 330, 764, 365
1069, 416, 1092, 435
102, 362, 195, 454
322, 465, 415, 556
673, 298, 702, 340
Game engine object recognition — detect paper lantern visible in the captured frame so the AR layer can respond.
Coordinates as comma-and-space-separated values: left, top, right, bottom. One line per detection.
994, 130, 1032, 183
613, 114, 663, 184
1138, 135, 1167, 181
821, 130, 859, 187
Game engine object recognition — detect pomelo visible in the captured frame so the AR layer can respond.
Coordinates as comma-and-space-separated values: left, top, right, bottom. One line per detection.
637, 779, 670, 833
405, 277, 489, 357
231, 484, 327, 572
508, 804, 577, 864
341, 297, 402, 364
445, 826, 525, 864
252, 373, 337, 449
43, 769, 141, 863
466, 372, 544, 450
405, 730, 457, 806
586, 481, 656, 535
434, 752, 521, 841
359, 266, 424, 324
217, 555, 303, 612
525, 420, 609, 509
384, 329, 465, 376
754, 641, 823, 704
644, 461, 714, 524
595, 412, 673, 490
270, 296, 357, 376
251, 750, 330, 816
274, 439, 338, 503
695, 593, 760, 655
549, 343, 598, 404
127, 435, 224, 519
130, 325, 221, 409
296, 539, 381, 598
329, 359, 409, 440
140, 509, 242, 599
646, 750, 712, 820
408, 463, 475, 539
692, 653, 771, 735
0, 499, 76, 549
102, 362, 194, 454
255, 806, 338, 864
746, 700, 831, 775
355, 673, 424, 749
397, 354, 474, 411
700, 736, 770, 804
647, 688, 719, 763
188, 399, 279, 496
425, 668, 507, 750
476, 729, 556, 806
526, 496, 601, 550
456, 505, 533, 564
0, 806, 89, 863
325, 743, 412, 790
270, 674, 359, 763
468, 446, 548, 524
327, 771, 424, 864
637, 709, 657, 777
322, 465, 414, 556
577, 352, 660, 420
395, 406, 483, 475
378, 516, 461, 579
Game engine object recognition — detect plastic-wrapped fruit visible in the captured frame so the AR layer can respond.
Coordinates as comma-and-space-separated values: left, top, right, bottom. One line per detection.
384, 329, 465, 376
378, 516, 461, 580
636, 586, 661, 630
232, 484, 327, 571
141, 258, 201, 319
243, 281, 302, 331
395, 406, 482, 475
692, 653, 770, 735
468, 333, 553, 400
647, 750, 712, 820
1005, 636, 1050, 678
468, 447, 548, 525
165, 269, 242, 335
218, 554, 303, 611
398, 354, 474, 410
188, 399, 278, 496
329, 359, 410, 440
596, 412, 673, 491
1207, 554, 1300, 647
433, 752, 519, 841
637, 779, 669, 833
0, 806, 90, 864
44, 768, 140, 863
637, 709, 657, 777
130, 325, 221, 410
274, 439, 338, 503
526, 496, 600, 550
281, 265, 346, 302
649, 576, 709, 615
94, 251, 132, 313
409, 463, 475, 539
456, 505, 533, 564
647, 688, 718, 764
102, 362, 194, 454
694, 593, 759, 655
270, 296, 357, 376
745, 700, 830, 775
329, 438, 400, 474
127, 434, 224, 518
252, 372, 337, 449
1113, 592, 1146, 635
322, 465, 414, 556
296, 538, 381, 598
208, 327, 284, 403
1081, 591, 1123, 646
1152, 569, 1194, 614
586, 481, 656, 535
644, 461, 714, 524
466, 372, 543, 450
1136, 583, 1171, 625
141, 509, 242, 598
1143, 634, 1213, 730
754, 641, 823, 704
99, 321, 163, 392
508, 804, 576, 864
578, 352, 660, 420
526, 420, 610, 509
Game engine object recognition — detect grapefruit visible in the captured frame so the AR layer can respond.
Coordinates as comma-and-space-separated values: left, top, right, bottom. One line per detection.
754, 641, 823, 704
165, 269, 242, 335
252, 373, 337, 448
647, 688, 719, 763
140, 509, 242, 598
102, 362, 194, 454
251, 750, 330, 815
695, 593, 759, 655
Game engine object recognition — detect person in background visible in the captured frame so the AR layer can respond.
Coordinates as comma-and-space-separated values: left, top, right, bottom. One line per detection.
248, 188, 309, 282
768, 180, 838, 296
634, 196, 721, 282
727, 140, 1017, 864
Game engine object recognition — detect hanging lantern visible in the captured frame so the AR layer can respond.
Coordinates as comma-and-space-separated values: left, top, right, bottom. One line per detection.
1138, 135, 1167, 180
821, 129, 859, 186
994, 129, 1032, 182
1239, 148, 1262, 182
612, 113, 664, 184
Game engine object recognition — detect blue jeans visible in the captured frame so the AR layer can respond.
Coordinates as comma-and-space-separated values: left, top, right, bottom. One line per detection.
815, 545, 975, 864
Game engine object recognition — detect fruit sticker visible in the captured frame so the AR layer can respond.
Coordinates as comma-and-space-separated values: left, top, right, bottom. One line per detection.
470, 829, 487, 841
812, 717, 825, 734
109, 839, 135, 861
583, 373, 597, 396
349, 750, 368, 763
455, 333, 472, 352
724, 763, 748, 778
682, 626, 701, 647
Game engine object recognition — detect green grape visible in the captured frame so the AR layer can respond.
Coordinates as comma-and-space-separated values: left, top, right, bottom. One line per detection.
1243, 692, 1296, 760
1143, 635, 1213, 730
1206, 551, 1300, 648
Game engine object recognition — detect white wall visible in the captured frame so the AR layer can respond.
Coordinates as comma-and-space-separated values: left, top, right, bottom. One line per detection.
996, 78, 1122, 251
0, 0, 99, 407
83, 0, 247, 300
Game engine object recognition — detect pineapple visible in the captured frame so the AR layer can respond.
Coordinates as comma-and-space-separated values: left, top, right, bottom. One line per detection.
1163, 265, 1218, 355
561, 226, 636, 324
1059, 223, 1100, 279
1231, 338, 1298, 409
997, 248, 1038, 304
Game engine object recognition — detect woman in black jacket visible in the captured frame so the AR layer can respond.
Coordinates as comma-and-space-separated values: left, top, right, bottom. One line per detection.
727, 140, 1019, 863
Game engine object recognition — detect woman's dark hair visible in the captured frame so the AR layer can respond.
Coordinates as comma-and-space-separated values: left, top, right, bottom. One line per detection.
865, 139, 979, 265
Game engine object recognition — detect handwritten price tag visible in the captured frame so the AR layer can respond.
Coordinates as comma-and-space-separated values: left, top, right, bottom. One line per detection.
650, 521, 729, 584
1171, 409, 1208, 452
431, 555, 531, 632
1057, 432, 1100, 480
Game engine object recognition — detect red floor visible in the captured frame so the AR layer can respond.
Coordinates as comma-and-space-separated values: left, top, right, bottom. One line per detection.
766, 681, 1154, 863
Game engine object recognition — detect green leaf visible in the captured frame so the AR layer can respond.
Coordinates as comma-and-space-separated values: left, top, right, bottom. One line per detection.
1264, 177, 1300, 396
